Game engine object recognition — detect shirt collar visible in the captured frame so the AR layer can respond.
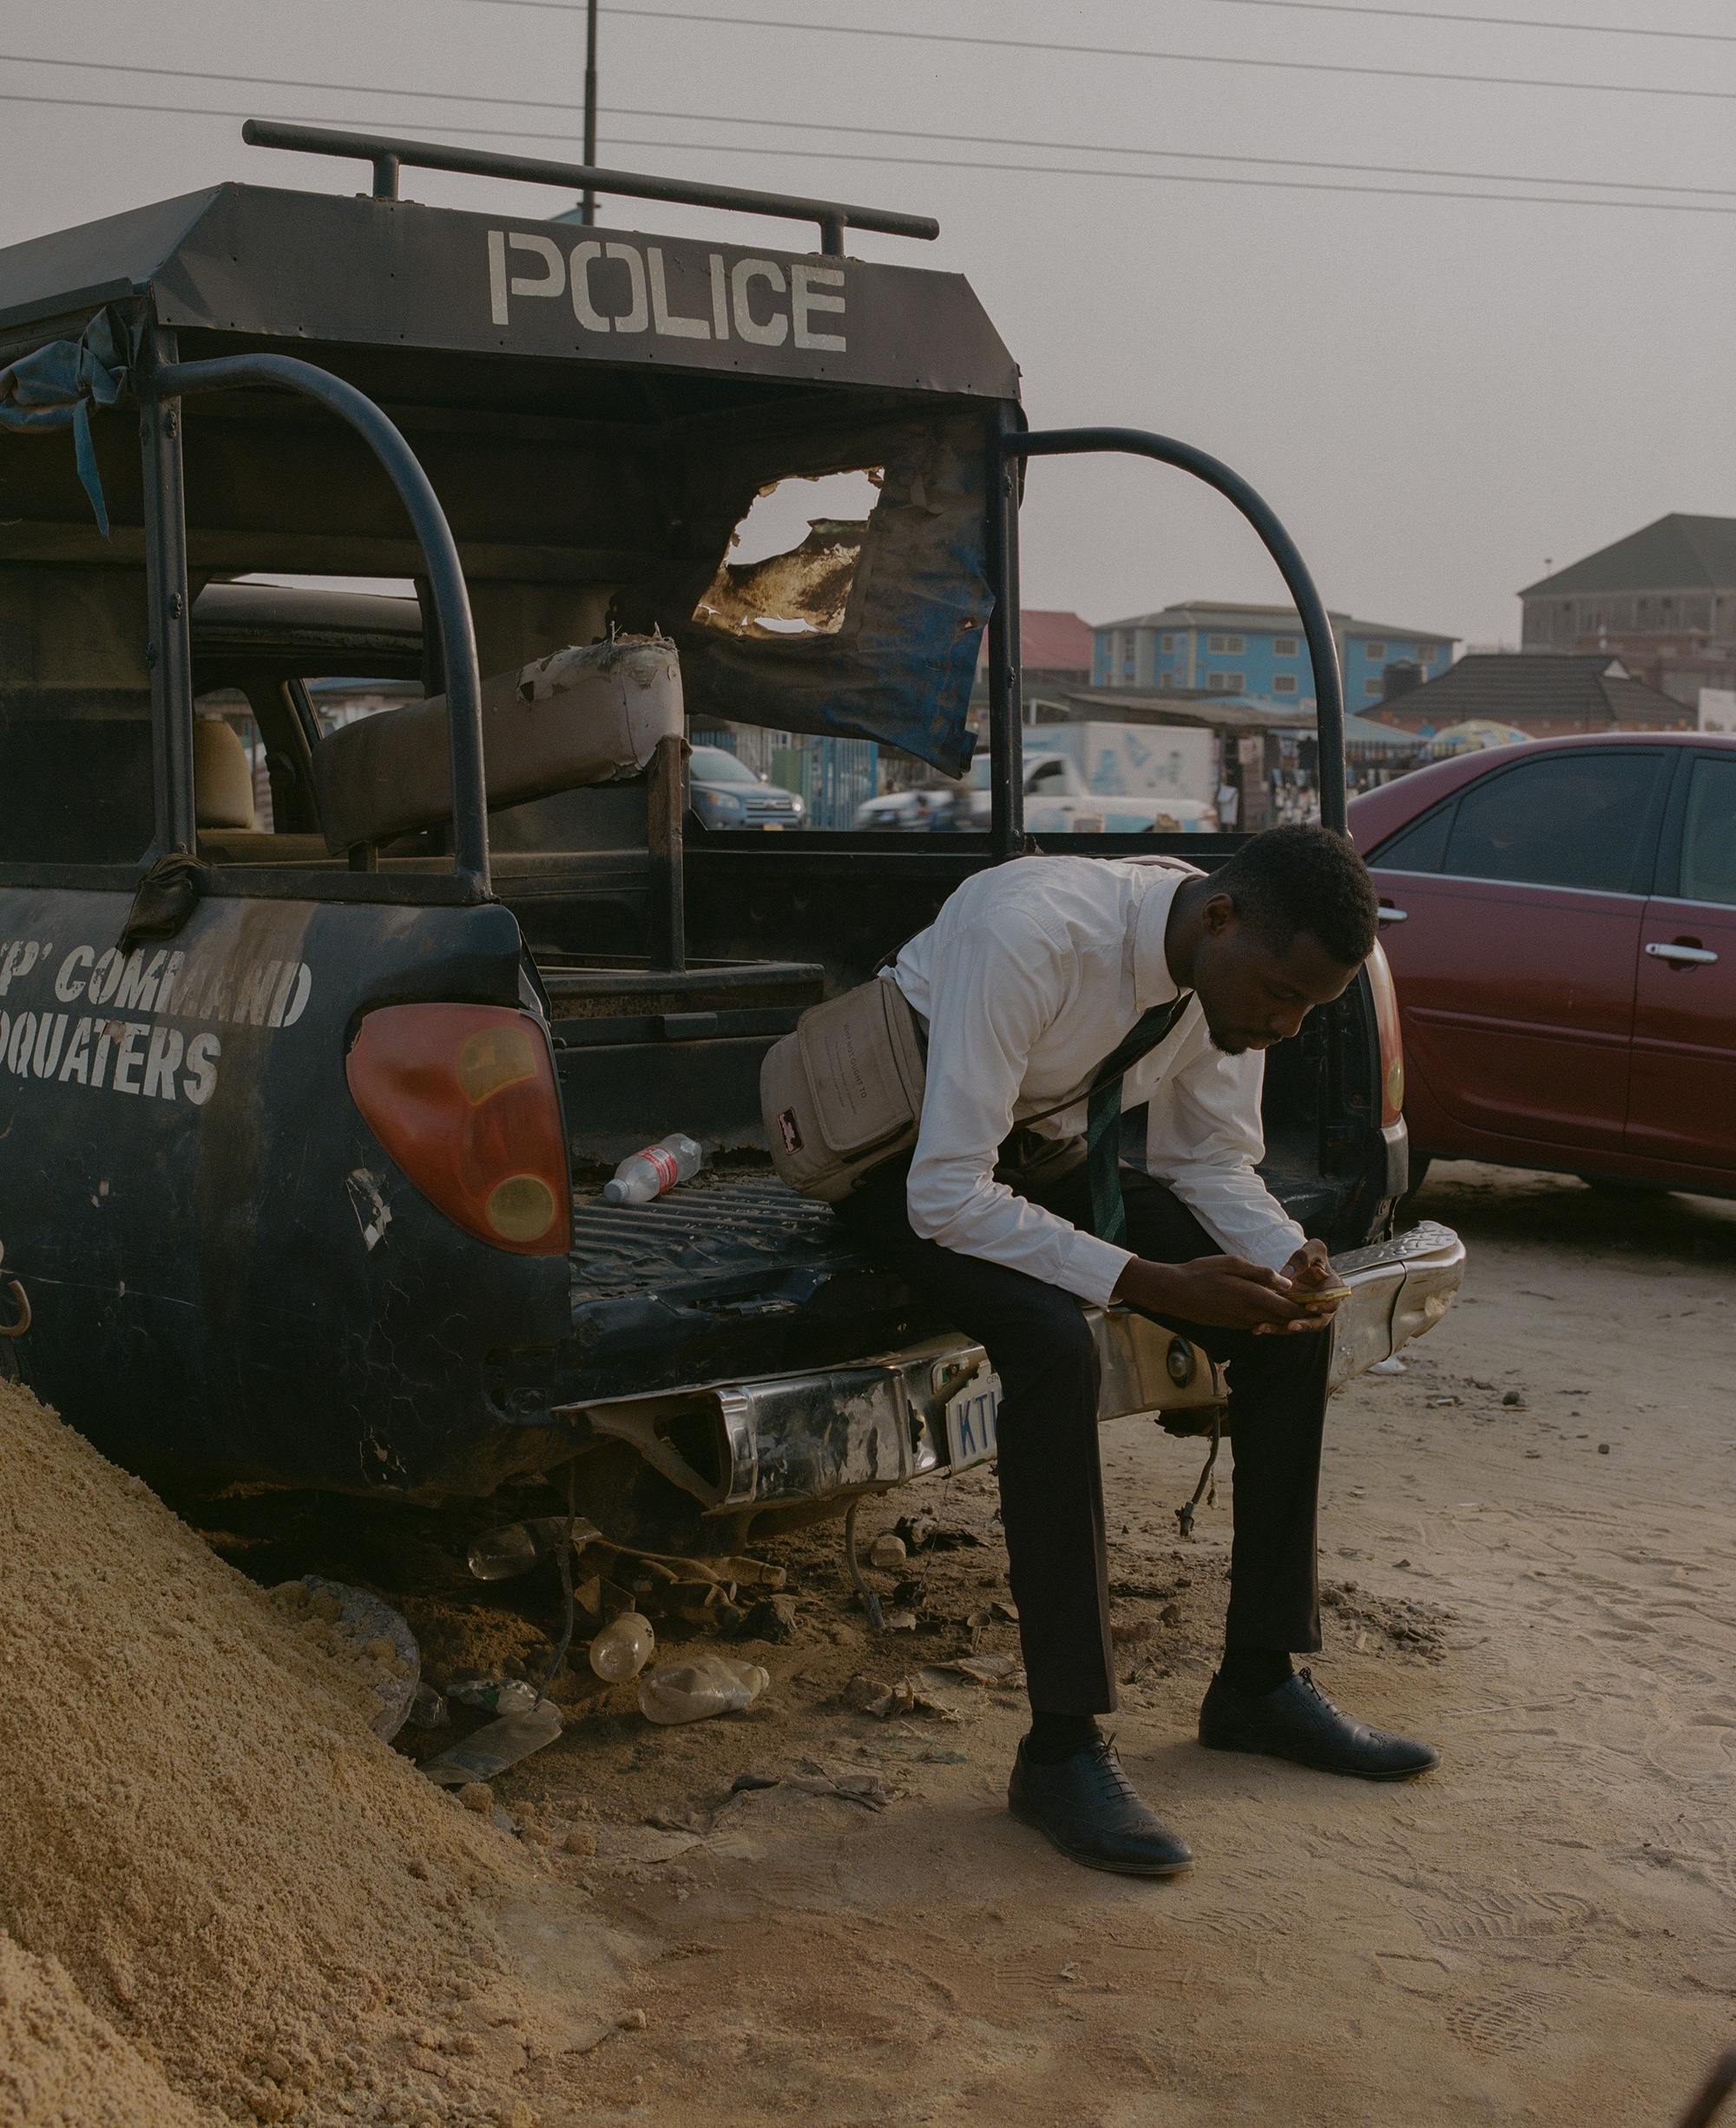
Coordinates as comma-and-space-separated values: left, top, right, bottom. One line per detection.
1130, 859, 1201, 1010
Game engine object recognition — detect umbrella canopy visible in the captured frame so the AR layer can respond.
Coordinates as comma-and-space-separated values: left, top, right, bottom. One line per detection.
1431, 718, 1532, 751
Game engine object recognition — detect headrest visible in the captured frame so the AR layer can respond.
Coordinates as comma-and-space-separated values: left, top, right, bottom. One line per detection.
194, 718, 255, 830
312, 633, 684, 854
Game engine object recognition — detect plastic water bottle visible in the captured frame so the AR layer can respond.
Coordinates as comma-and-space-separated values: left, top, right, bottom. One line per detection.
602, 1133, 702, 1205
637, 1654, 769, 1725
467, 1516, 576, 1581
589, 1612, 656, 1682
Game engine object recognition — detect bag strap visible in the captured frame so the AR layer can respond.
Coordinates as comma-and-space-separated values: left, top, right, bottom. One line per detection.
1016, 990, 1194, 1133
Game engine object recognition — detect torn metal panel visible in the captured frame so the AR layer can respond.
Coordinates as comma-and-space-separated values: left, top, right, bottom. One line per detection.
625, 410, 994, 778
694, 518, 866, 639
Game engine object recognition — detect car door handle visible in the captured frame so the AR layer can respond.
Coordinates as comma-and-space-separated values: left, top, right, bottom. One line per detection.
1377, 906, 1408, 924
1645, 942, 1719, 964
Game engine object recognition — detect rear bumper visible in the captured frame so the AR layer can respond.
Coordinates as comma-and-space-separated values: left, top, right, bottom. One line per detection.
1383, 1116, 1410, 1199
555, 1218, 1465, 1511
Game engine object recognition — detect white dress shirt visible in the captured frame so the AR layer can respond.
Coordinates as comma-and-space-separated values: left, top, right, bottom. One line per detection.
890, 855, 1306, 1306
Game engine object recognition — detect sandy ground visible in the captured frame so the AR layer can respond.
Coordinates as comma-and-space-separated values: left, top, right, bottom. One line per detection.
186, 1163, 1736, 2126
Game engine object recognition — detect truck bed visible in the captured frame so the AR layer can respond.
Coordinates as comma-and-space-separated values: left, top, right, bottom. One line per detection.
509, 1177, 932, 1413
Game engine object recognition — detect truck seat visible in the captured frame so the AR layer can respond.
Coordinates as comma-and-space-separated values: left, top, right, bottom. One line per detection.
312, 633, 683, 855
193, 718, 255, 830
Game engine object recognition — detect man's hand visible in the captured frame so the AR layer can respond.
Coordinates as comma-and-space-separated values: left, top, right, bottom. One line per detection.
1112, 1252, 1326, 1334
1279, 1239, 1351, 1320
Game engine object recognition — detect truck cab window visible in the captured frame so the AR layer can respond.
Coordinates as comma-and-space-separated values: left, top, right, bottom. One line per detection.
0, 566, 155, 866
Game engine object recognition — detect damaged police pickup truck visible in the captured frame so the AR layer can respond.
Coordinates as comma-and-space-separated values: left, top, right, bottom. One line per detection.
0, 122, 1462, 1553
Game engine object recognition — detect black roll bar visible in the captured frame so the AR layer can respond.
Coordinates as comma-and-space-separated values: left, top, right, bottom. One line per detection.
154, 350, 490, 894
983, 404, 1024, 856
241, 119, 940, 258
993, 426, 1348, 837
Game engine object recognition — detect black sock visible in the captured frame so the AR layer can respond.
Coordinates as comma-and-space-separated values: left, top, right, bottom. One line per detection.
1219, 1648, 1293, 1697
1023, 1712, 1103, 1765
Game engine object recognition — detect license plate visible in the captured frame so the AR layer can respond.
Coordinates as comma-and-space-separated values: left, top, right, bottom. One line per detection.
944, 1363, 1002, 1473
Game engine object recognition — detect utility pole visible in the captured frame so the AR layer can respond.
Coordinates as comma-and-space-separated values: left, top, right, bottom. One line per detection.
579, 0, 599, 225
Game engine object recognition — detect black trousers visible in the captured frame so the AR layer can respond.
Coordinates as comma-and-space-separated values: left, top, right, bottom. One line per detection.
838, 1159, 1332, 1715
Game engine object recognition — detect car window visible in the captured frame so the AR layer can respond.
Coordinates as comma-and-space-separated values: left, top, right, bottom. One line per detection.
1678, 755, 1736, 907
1369, 802, 1456, 874
1440, 752, 1666, 892
1027, 761, 1066, 791
689, 746, 759, 784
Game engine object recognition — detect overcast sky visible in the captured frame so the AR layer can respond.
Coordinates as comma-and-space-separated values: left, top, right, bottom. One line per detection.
5, 0, 1734, 650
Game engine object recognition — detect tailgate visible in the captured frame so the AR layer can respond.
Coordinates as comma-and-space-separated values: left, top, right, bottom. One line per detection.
0, 884, 570, 1494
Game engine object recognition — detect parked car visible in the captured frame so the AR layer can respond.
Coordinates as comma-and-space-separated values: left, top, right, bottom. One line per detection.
688, 745, 804, 831
1348, 731, 1736, 1197
855, 752, 1216, 833
852, 782, 964, 831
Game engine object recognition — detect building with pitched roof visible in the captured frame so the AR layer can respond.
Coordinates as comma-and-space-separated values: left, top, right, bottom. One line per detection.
972, 608, 1095, 696
1366, 653, 1692, 739
1520, 515, 1736, 705
1091, 601, 1456, 712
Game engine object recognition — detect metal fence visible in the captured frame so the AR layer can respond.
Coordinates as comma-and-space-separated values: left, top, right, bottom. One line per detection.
692, 726, 879, 830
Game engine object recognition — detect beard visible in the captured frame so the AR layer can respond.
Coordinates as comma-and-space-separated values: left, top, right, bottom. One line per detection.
1207, 1020, 1251, 1057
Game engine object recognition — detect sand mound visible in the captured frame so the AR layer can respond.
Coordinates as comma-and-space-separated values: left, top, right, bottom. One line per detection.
0, 1379, 568, 2125
0, 1930, 214, 2128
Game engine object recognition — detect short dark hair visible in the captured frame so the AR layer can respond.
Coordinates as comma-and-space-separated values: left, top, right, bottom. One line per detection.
1213, 824, 1378, 967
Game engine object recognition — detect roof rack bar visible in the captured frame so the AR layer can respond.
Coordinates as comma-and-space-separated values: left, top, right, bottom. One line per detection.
242, 119, 940, 248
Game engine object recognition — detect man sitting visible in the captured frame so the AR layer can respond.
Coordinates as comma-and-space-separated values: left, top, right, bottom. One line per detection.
840, 824, 1437, 1877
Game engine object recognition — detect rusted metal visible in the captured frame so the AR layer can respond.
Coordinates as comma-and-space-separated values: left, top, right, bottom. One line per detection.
693, 521, 865, 639
1674, 2047, 1736, 2128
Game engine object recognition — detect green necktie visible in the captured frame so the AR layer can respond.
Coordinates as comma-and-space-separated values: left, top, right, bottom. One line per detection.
1085, 994, 1194, 1247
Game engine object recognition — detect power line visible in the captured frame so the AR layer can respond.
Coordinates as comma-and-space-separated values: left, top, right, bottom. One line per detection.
5, 58, 1733, 200
622, 108, 1736, 200
0, 48, 561, 109
466, 2, 1736, 102
8, 89, 1736, 216
1187, 0, 1736, 44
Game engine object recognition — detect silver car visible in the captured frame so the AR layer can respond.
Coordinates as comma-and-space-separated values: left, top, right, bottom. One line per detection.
688, 745, 805, 831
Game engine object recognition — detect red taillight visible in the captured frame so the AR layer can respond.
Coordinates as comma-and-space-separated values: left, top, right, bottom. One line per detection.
1364, 942, 1405, 1128
345, 1004, 571, 1255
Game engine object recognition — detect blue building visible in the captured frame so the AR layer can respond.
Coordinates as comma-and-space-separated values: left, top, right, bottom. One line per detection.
1091, 601, 1456, 710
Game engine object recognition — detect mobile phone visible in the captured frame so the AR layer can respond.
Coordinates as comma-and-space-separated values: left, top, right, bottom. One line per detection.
1298, 1277, 1351, 1316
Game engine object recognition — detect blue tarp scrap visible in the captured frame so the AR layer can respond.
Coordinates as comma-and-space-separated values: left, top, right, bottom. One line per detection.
0, 308, 135, 537
670, 415, 994, 778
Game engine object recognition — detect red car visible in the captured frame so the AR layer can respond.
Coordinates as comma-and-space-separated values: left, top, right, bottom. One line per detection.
1347, 731, 1736, 1198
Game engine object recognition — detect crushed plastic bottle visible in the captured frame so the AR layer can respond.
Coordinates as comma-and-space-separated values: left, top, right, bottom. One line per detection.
637, 1653, 770, 1725
589, 1612, 656, 1682
465, 1512, 604, 1583
448, 1674, 542, 1717
466, 1516, 577, 1581
408, 1682, 451, 1730
601, 1133, 702, 1206
418, 1702, 563, 1787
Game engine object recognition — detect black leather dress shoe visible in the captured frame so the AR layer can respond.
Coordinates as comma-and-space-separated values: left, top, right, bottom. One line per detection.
1199, 1668, 1439, 1780
1007, 1737, 1194, 1876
